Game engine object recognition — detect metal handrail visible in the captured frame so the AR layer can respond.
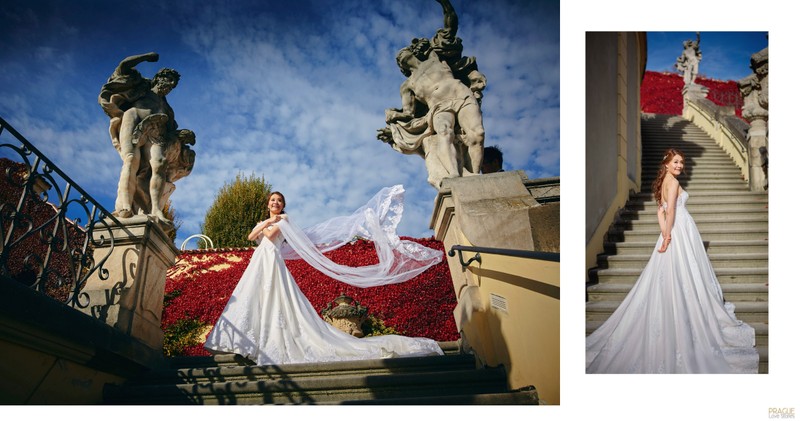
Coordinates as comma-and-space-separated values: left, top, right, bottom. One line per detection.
447, 244, 559, 268
1, 115, 125, 312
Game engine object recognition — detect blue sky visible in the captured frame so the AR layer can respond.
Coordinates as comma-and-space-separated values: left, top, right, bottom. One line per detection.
0, 0, 560, 246
646, 31, 768, 81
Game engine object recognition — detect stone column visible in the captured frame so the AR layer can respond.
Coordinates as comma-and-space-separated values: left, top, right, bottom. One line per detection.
79, 215, 178, 352
738, 47, 768, 191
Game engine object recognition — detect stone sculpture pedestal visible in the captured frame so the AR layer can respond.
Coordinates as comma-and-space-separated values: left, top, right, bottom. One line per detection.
430, 171, 560, 402
79, 216, 178, 352
682, 83, 709, 106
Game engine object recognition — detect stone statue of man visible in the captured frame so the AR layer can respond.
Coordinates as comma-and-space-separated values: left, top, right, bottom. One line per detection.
99, 52, 195, 222
377, 0, 485, 188
676, 32, 702, 86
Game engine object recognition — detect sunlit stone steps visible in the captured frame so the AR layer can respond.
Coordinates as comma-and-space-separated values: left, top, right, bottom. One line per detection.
104, 341, 540, 405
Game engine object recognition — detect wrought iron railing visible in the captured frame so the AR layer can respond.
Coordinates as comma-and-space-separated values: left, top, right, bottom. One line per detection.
1, 116, 125, 312
448, 244, 559, 268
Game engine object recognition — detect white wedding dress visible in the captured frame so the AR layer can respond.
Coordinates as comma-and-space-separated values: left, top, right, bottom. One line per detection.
586, 190, 760, 373
204, 185, 445, 365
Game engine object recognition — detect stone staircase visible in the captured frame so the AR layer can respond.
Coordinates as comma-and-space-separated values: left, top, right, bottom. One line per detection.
586, 113, 769, 373
103, 341, 539, 404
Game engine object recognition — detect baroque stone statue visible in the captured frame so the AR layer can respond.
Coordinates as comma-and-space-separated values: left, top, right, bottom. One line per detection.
676, 32, 702, 86
99, 52, 196, 223
377, 0, 486, 188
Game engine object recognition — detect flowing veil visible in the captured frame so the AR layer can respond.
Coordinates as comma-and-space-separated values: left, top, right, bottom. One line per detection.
276, 185, 443, 287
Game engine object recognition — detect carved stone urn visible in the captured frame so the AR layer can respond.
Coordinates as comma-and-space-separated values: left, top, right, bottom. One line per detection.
321, 293, 368, 338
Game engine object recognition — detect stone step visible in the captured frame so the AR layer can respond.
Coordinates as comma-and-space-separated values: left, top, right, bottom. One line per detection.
616, 208, 768, 223
606, 226, 768, 243
641, 174, 747, 183
603, 239, 769, 255
759, 346, 770, 373
645, 182, 750, 192
167, 341, 461, 368
133, 354, 478, 385
640, 175, 747, 185
611, 217, 768, 232
591, 266, 768, 284
642, 132, 719, 139
104, 365, 513, 405
641, 132, 718, 138
329, 389, 540, 405
643, 166, 745, 173
586, 300, 768, 324
642, 144, 728, 152
622, 201, 769, 213
104, 342, 536, 405
629, 190, 768, 202
642, 157, 744, 169
641, 150, 729, 157
641, 144, 729, 151
598, 253, 768, 270
585, 320, 769, 347
587, 282, 768, 302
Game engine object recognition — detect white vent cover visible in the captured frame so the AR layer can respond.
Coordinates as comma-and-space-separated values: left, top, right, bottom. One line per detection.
490, 293, 508, 313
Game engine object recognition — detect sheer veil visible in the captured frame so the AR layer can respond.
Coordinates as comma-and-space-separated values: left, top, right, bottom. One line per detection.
275, 185, 443, 288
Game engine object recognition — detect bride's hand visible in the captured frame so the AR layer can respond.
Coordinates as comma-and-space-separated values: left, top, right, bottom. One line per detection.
658, 236, 670, 253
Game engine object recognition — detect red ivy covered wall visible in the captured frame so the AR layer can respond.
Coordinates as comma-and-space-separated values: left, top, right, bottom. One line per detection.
1, 158, 86, 300
641, 71, 743, 117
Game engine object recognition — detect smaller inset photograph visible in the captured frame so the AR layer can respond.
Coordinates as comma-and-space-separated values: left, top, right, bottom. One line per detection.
584, 32, 768, 374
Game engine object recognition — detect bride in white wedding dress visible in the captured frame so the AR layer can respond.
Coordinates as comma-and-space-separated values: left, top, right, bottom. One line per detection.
204, 186, 445, 366
586, 149, 759, 373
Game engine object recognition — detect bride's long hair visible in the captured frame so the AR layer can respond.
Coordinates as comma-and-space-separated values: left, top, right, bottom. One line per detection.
652, 148, 684, 205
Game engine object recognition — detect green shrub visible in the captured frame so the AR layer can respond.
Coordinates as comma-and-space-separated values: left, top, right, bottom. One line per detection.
163, 317, 206, 357
201, 173, 271, 248
362, 314, 404, 337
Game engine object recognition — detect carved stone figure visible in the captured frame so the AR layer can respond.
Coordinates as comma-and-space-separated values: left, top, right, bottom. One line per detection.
676, 32, 702, 86
377, 0, 486, 188
321, 294, 368, 337
99, 52, 195, 222
738, 46, 768, 191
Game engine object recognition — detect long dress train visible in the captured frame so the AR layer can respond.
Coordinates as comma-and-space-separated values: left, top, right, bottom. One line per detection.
204, 185, 445, 365
586, 190, 759, 373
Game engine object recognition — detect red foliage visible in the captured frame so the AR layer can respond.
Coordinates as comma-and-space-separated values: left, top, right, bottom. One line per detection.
162, 237, 459, 357
640, 71, 743, 117
1, 158, 86, 300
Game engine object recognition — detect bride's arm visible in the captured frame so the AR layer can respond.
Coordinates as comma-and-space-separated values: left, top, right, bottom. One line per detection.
657, 178, 679, 253
261, 215, 287, 242
247, 215, 286, 242
247, 220, 270, 242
